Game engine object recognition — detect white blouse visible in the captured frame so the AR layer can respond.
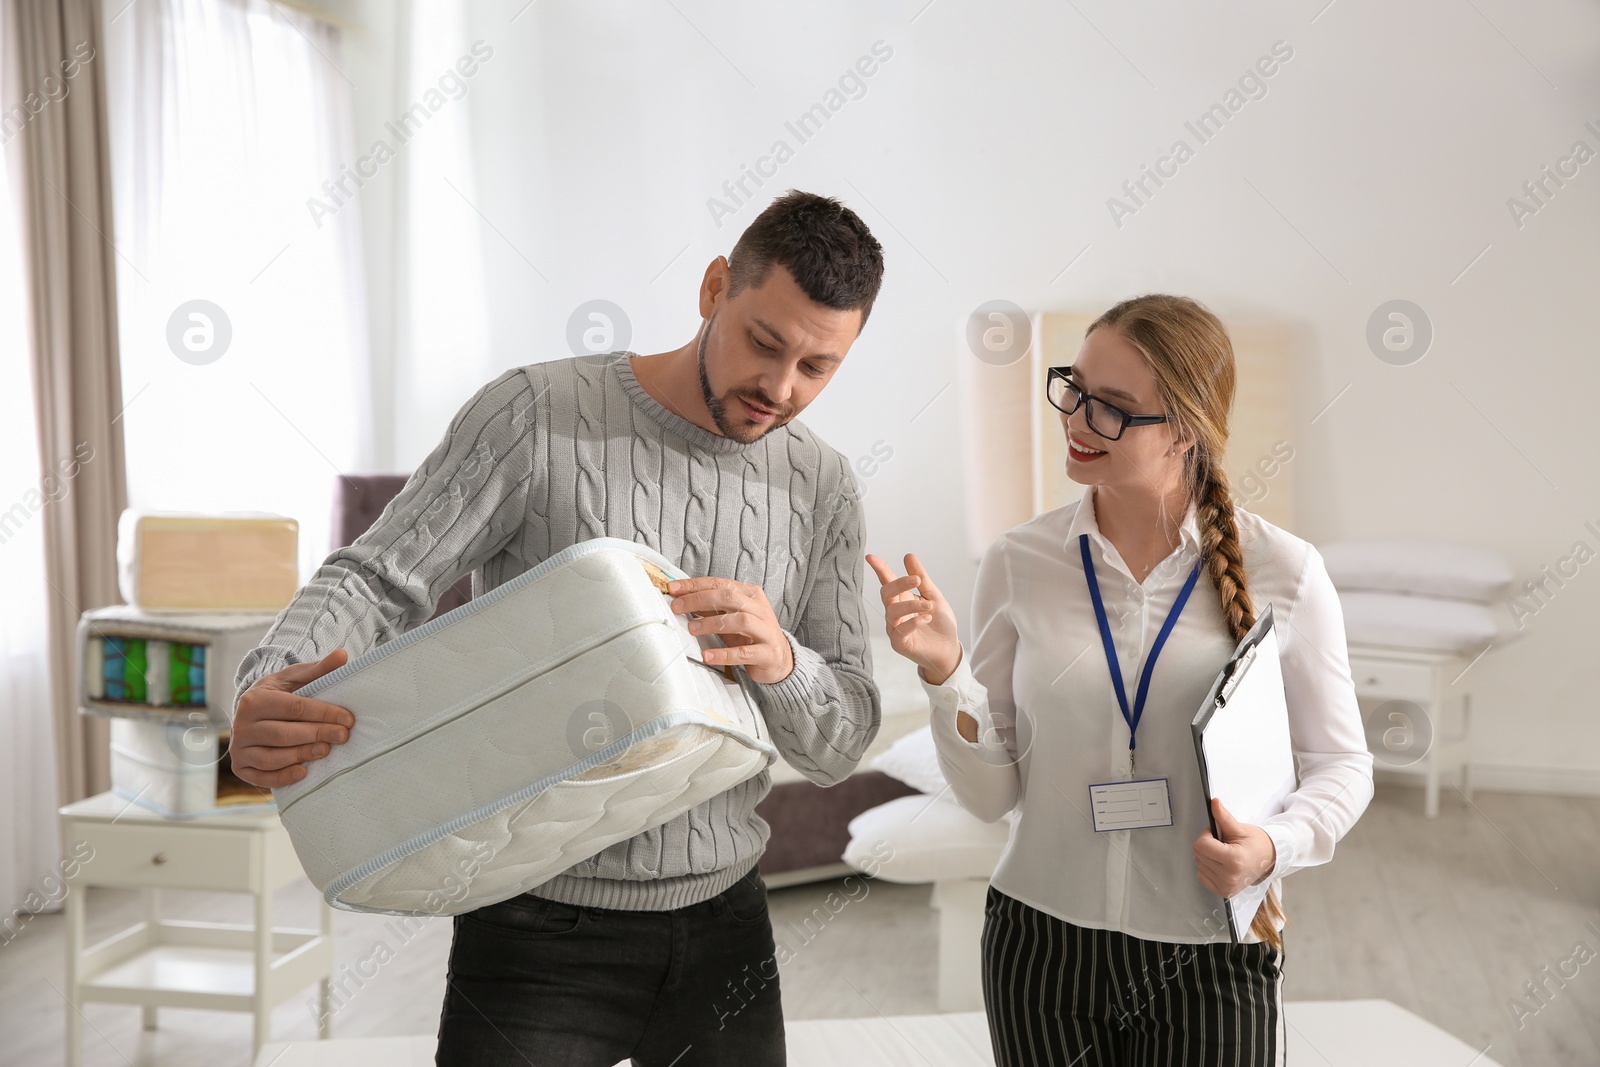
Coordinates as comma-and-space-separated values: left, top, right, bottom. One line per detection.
920, 484, 1375, 944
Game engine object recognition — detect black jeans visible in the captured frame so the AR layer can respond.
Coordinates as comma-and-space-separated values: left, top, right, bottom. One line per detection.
435, 867, 785, 1066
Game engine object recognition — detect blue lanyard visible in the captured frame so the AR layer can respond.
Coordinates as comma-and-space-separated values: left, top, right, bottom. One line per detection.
1078, 533, 1202, 774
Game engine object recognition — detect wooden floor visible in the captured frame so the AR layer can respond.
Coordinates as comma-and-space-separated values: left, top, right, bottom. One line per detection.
2, 782, 1596, 1066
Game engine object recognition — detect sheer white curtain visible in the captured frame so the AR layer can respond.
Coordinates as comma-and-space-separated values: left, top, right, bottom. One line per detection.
394, 0, 492, 468
103, 0, 372, 577
0, 8, 63, 926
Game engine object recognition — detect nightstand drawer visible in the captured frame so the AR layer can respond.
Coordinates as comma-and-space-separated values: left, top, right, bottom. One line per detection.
67, 822, 256, 891
1349, 658, 1435, 703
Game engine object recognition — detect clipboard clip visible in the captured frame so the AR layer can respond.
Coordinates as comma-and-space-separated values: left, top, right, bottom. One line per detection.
1217, 642, 1259, 707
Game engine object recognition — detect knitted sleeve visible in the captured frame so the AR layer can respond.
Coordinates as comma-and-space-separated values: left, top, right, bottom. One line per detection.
231, 367, 538, 718
749, 471, 882, 785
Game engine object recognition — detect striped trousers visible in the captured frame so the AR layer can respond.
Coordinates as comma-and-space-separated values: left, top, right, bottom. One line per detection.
980, 887, 1286, 1067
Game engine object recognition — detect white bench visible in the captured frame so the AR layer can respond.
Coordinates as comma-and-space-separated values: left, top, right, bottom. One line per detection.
254, 1000, 1505, 1066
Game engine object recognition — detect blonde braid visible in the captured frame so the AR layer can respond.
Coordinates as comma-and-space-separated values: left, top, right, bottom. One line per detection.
1193, 454, 1253, 641
1191, 448, 1284, 953
1092, 293, 1287, 955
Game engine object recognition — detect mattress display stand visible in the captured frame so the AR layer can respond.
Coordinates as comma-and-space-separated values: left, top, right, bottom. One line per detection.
1346, 645, 1473, 819
59, 791, 336, 1066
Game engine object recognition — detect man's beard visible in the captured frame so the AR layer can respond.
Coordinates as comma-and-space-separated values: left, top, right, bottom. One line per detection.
697, 314, 787, 443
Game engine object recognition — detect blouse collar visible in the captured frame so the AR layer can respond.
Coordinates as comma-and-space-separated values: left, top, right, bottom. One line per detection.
1064, 483, 1205, 570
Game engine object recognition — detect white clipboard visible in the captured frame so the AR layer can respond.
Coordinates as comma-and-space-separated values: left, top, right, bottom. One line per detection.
1190, 602, 1297, 944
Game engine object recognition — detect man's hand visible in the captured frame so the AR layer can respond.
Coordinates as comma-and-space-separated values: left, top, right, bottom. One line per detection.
1192, 797, 1277, 898
667, 577, 794, 685
230, 649, 355, 788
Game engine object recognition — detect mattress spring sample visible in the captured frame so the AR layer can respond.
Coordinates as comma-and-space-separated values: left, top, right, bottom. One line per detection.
92, 637, 207, 707
273, 537, 780, 916
77, 606, 276, 727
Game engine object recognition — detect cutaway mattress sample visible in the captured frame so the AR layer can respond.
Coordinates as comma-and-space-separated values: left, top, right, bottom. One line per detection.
273, 537, 779, 916
77, 607, 275, 726
95, 637, 206, 707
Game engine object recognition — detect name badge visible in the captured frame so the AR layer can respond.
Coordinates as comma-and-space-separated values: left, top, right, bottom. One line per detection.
1088, 777, 1174, 832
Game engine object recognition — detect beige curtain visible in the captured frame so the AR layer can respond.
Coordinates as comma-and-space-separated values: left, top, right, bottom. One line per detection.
6, 0, 127, 807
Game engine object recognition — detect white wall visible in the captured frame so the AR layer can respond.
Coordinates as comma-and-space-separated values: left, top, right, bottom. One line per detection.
332, 0, 1600, 793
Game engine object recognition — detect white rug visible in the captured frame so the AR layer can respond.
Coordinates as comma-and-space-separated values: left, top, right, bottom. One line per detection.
254, 999, 1504, 1066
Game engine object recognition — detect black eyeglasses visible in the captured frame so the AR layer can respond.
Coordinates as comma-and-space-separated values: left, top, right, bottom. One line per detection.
1045, 365, 1172, 441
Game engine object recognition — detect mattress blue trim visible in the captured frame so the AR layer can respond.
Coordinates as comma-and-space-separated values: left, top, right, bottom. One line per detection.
275, 608, 674, 816
299, 537, 688, 699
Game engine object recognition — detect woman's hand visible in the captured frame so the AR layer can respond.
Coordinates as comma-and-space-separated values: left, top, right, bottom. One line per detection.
865, 552, 963, 685
1192, 798, 1277, 898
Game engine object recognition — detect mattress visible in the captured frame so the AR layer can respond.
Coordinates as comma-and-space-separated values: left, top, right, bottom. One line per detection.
117, 510, 300, 612
1320, 538, 1513, 603
109, 717, 273, 817
272, 537, 778, 916
77, 606, 277, 727
1338, 589, 1507, 653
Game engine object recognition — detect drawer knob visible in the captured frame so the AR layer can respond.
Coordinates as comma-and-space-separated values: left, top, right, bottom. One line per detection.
151, 852, 167, 866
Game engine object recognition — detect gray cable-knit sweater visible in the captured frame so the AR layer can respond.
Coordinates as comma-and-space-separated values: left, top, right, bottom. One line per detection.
232, 351, 881, 910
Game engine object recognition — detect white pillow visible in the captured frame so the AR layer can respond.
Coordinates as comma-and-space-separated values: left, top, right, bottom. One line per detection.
1319, 539, 1512, 603
870, 724, 947, 795
844, 794, 1009, 884
1339, 590, 1508, 654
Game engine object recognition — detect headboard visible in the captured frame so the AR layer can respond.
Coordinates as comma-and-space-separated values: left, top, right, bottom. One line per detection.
331, 474, 473, 620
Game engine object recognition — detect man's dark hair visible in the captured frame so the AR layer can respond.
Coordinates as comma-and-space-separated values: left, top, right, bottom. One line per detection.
725, 190, 886, 331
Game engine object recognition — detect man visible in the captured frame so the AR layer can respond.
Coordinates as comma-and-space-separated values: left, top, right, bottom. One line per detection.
229, 189, 886, 1066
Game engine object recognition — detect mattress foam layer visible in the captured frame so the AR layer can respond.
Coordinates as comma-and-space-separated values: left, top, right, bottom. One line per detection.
272, 538, 777, 915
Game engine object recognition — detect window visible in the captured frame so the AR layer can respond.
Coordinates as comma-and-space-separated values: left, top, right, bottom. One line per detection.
104, 0, 372, 577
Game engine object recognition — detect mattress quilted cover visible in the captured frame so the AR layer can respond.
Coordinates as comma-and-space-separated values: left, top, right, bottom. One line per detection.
272, 537, 778, 916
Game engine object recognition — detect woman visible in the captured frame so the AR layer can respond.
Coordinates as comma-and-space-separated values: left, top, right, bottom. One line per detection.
866, 294, 1374, 1066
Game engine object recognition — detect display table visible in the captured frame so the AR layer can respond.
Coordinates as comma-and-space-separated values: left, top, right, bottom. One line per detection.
1347, 645, 1473, 818
60, 791, 336, 1066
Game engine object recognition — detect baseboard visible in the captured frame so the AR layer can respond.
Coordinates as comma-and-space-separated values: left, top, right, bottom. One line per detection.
1374, 763, 1600, 798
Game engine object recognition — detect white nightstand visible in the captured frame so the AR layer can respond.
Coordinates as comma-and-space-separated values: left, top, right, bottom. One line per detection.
1347, 645, 1473, 818
59, 791, 336, 1066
